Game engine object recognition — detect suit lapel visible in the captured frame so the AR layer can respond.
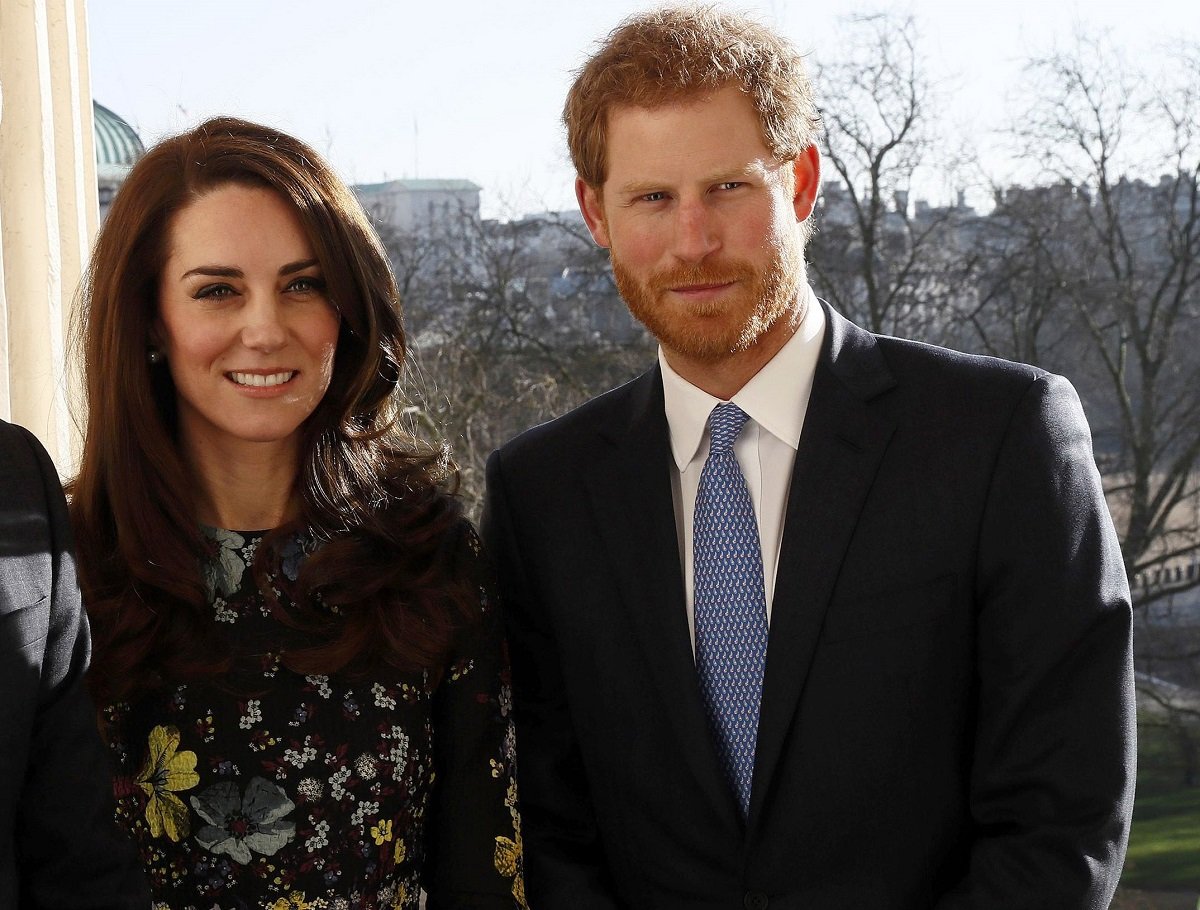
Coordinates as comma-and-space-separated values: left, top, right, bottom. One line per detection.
584, 367, 744, 830
748, 304, 898, 829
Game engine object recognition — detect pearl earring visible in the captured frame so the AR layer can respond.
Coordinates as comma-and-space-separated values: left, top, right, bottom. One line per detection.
148, 348, 163, 364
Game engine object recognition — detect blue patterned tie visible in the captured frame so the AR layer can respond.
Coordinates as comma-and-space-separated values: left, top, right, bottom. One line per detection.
693, 402, 768, 818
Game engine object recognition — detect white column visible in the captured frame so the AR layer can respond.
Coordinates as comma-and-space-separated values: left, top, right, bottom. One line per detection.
0, 0, 97, 473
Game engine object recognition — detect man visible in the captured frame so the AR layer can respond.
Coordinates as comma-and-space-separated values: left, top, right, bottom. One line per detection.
0, 419, 149, 908
482, 7, 1135, 908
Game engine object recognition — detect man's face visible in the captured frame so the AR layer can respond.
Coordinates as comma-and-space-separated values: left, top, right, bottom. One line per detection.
577, 85, 819, 368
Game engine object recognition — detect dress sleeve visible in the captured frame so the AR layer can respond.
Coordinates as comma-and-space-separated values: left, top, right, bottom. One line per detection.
423, 522, 527, 910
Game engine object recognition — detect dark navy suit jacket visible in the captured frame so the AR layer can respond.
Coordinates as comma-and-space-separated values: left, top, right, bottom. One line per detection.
483, 304, 1136, 909
0, 420, 148, 909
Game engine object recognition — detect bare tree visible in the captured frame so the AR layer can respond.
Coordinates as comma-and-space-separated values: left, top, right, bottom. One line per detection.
968, 35, 1200, 784
382, 201, 651, 514
961, 182, 1085, 366
1011, 34, 1200, 603
808, 13, 975, 342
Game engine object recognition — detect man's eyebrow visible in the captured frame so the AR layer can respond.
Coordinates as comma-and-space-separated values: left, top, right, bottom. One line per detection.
701, 161, 771, 183
615, 162, 769, 196
615, 180, 669, 197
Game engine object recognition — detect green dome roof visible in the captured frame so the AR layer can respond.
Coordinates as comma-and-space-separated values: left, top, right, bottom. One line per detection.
94, 101, 143, 176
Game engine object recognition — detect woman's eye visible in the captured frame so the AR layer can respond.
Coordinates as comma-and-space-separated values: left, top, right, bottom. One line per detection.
194, 283, 234, 300
287, 276, 326, 294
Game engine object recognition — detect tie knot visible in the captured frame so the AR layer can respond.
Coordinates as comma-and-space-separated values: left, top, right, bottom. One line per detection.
708, 403, 750, 455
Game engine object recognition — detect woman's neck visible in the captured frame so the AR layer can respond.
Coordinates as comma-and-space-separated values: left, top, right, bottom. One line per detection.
182, 433, 301, 531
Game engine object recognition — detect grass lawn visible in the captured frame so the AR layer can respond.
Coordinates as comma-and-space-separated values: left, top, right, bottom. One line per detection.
1119, 723, 1200, 892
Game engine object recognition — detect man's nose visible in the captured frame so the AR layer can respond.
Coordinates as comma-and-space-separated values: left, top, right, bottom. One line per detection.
671, 198, 721, 264
240, 296, 288, 353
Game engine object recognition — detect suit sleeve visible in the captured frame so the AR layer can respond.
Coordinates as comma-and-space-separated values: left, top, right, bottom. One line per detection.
936, 374, 1136, 909
12, 427, 150, 910
482, 451, 624, 910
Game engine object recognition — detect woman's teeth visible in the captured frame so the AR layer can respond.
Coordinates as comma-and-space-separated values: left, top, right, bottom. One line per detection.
229, 371, 295, 387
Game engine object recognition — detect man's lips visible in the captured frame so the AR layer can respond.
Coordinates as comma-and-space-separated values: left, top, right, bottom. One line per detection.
672, 282, 734, 291
668, 280, 737, 296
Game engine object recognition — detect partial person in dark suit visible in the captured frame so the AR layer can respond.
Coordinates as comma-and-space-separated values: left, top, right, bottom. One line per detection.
482, 7, 1136, 909
0, 419, 149, 909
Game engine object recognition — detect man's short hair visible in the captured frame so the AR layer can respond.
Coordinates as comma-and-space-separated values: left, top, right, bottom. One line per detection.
564, 5, 820, 188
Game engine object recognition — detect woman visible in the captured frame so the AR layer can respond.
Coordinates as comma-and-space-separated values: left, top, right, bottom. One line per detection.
70, 118, 525, 910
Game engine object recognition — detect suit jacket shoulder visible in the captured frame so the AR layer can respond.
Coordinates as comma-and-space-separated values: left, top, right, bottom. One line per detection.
496, 367, 661, 472
0, 420, 149, 909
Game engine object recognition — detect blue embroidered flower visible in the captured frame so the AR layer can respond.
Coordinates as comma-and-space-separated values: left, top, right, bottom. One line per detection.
279, 532, 309, 582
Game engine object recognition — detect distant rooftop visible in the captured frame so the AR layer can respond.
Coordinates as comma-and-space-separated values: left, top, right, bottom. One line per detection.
354, 178, 481, 194
94, 101, 143, 180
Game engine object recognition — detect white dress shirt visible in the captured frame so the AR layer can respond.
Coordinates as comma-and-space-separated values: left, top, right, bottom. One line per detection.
661, 287, 825, 649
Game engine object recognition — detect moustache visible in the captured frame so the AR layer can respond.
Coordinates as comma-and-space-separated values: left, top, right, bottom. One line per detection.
646, 262, 756, 292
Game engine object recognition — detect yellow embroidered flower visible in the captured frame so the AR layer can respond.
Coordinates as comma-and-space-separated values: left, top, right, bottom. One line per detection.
371, 818, 393, 845
494, 834, 521, 877
394, 837, 406, 865
269, 893, 312, 910
494, 775, 529, 909
494, 832, 528, 909
391, 882, 407, 909
135, 725, 200, 842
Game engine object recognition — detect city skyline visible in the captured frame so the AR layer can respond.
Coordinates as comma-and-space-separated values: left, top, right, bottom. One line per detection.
89, 0, 1193, 219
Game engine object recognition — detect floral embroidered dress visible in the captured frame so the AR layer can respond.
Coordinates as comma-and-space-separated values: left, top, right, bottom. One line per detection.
104, 525, 525, 910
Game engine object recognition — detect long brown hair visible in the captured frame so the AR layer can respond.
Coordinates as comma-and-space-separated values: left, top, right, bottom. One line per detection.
71, 117, 472, 705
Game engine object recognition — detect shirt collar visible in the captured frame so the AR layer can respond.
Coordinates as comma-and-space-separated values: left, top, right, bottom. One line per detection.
661, 285, 825, 471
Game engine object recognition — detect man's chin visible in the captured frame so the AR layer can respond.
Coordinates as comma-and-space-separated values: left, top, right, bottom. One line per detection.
649, 326, 753, 364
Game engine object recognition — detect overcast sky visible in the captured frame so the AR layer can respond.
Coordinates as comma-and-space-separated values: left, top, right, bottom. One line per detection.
88, 0, 1193, 219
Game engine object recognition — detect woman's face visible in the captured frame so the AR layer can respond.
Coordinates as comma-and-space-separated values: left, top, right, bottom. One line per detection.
155, 183, 341, 460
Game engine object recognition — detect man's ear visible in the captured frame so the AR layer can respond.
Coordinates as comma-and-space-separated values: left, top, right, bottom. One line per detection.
576, 177, 611, 248
791, 144, 821, 222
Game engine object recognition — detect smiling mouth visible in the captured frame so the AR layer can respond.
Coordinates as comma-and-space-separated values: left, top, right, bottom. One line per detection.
227, 371, 297, 388
671, 281, 735, 293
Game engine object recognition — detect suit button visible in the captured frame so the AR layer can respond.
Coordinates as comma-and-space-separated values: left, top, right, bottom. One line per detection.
744, 891, 768, 910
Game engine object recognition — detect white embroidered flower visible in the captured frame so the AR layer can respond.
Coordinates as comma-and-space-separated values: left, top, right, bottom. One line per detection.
305, 675, 333, 699
296, 778, 324, 802
238, 699, 262, 730
388, 732, 410, 773
350, 800, 379, 827
354, 754, 378, 781
212, 597, 237, 624
284, 745, 317, 769
329, 766, 352, 801
371, 682, 396, 710
305, 818, 329, 852
498, 682, 513, 716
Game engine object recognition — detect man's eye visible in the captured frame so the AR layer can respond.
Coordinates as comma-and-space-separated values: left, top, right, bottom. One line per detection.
717, 182, 743, 191
641, 192, 667, 203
